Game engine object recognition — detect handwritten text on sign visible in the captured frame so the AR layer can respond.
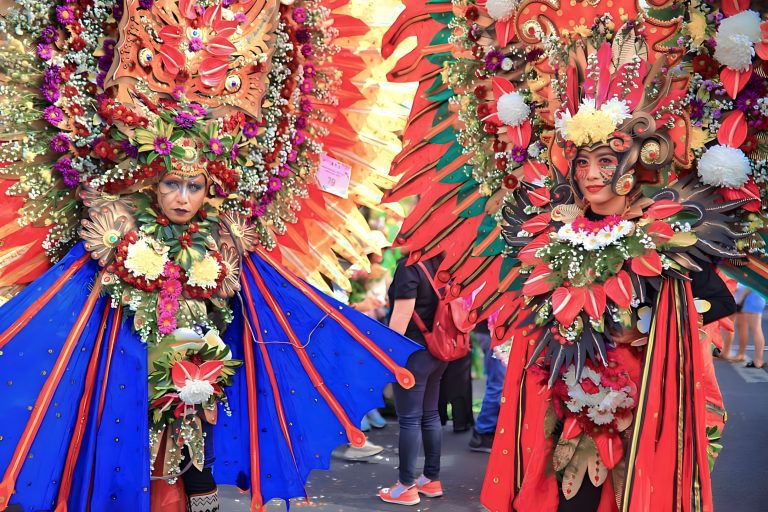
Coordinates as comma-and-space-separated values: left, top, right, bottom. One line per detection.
316, 154, 352, 198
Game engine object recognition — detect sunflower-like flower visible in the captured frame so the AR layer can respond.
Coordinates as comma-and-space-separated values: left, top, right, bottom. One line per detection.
125, 237, 169, 280
219, 211, 258, 255
217, 243, 241, 298
79, 208, 136, 267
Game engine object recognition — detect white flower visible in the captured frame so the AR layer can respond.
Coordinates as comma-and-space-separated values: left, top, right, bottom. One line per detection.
583, 235, 600, 251
554, 109, 572, 139
500, 57, 514, 71
578, 97, 597, 113
717, 10, 762, 41
558, 224, 577, 240
714, 10, 761, 71
596, 229, 616, 246
714, 34, 756, 71
178, 379, 215, 405
586, 405, 615, 425
486, 0, 519, 21
124, 237, 168, 280
698, 144, 751, 188
617, 221, 633, 236
600, 98, 632, 126
497, 91, 530, 127
187, 253, 222, 289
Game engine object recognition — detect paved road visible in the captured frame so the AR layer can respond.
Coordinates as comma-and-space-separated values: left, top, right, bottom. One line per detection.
221, 336, 768, 511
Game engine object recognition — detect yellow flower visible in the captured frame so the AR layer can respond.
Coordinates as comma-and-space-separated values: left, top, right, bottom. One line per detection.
564, 109, 616, 146
125, 238, 168, 280
689, 127, 712, 149
686, 10, 707, 46
573, 25, 592, 38
187, 253, 222, 289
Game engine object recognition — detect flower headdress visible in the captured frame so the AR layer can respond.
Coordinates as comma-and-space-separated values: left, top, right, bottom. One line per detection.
546, 18, 692, 198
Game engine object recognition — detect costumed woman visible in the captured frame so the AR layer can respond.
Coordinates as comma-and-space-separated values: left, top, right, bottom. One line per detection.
0, 0, 422, 509
382, 0, 767, 510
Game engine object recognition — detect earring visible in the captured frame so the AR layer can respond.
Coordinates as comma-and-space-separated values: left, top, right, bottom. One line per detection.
614, 173, 634, 196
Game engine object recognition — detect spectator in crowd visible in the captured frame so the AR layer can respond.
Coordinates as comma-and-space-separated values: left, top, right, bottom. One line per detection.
379, 253, 446, 506
469, 317, 505, 452
723, 284, 766, 368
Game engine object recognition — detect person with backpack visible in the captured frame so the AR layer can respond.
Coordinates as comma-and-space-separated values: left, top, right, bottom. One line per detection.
379, 252, 464, 506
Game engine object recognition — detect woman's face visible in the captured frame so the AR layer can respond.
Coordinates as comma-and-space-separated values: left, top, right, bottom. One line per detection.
574, 146, 624, 214
157, 173, 207, 224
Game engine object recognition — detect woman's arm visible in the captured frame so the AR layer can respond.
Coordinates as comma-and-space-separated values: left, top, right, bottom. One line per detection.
389, 298, 416, 335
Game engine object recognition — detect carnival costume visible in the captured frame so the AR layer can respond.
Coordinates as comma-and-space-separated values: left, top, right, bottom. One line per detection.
0, 0, 423, 510
384, 0, 768, 510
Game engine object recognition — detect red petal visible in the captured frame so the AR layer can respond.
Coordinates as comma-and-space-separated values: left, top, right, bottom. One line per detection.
528, 186, 551, 207
721, 0, 750, 17
717, 110, 748, 148
605, 271, 632, 308
583, 284, 606, 320
179, 0, 197, 19
158, 26, 183, 45
172, 360, 200, 389
507, 119, 532, 147
720, 66, 752, 99
159, 44, 185, 76
561, 416, 583, 440
551, 286, 586, 327
720, 178, 761, 212
631, 250, 663, 277
522, 265, 556, 297
481, 111, 502, 127
206, 36, 237, 56
523, 160, 547, 183
757, 41, 768, 61
647, 220, 674, 245
492, 76, 515, 98
212, 20, 239, 38
202, 3, 222, 26
496, 19, 516, 47
644, 199, 682, 220
521, 213, 552, 235
518, 233, 550, 266
594, 431, 624, 470
198, 57, 230, 86
198, 360, 224, 383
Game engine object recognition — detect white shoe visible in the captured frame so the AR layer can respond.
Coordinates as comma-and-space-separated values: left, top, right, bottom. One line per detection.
334, 440, 384, 460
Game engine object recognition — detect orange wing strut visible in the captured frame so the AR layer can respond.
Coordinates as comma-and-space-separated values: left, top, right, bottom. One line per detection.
0, 272, 103, 509
249, 252, 414, 390
0, 253, 90, 349
54, 303, 112, 512
244, 258, 367, 448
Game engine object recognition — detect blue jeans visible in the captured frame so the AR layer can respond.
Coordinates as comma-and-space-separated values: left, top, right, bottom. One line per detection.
474, 333, 505, 434
393, 349, 448, 485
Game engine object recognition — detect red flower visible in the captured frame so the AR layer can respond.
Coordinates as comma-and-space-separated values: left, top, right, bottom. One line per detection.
188, 222, 199, 233
63, 85, 78, 98
474, 85, 487, 100
94, 139, 117, 161
495, 155, 508, 171
179, 233, 192, 248
692, 54, 718, 78
740, 134, 758, 154
68, 104, 85, 116
157, 215, 170, 226
464, 5, 479, 21
70, 36, 86, 51
197, 209, 208, 220
502, 174, 519, 190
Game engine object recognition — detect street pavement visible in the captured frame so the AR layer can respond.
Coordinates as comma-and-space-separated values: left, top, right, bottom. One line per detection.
222, 337, 768, 511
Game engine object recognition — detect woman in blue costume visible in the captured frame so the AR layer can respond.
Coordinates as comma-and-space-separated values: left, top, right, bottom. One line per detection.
0, 165, 420, 512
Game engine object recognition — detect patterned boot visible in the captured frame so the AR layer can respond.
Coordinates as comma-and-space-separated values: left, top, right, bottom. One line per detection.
188, 489, 219, 512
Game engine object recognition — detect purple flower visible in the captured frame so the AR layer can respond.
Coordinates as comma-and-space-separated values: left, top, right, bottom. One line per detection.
43, 65, 62, 86
223, 0, 232, 6
299, 79, 313, 93
253, 203, 266, 217
40, 26, 57, 44
300, 44, 313, 58
230, 143, 239, 161
484, 49, 504, 71
98, 55, 112, 71
689, 99, 704, 120
293, 131, 305, 145
189, 103, 207, 117
300, 98, 313, 113
712, 108, 722, 120
103, 38, 116, 53
510, 145, 526, 163
188, 37, 203, 52
173, 111, 197, 128
36, 44, 53, 60
153, 136, 173, 155
296, 27, 311, 44
43, 105, 64, 125
287, 149, 297, 162
121, 139, 139, 158
194, 4, 204, 15
293, 7, 307, 23
736, 90, 759, 113
41, 84, 60, 103
303, 64, 316, 77
243, 122, 259, 138
139, 0, 153, 9
234, 12, 246, 24
278, 164, 291, 177
172, 85, 186, 100
55, 6, 75, 25
267, 176, 282, 192
112, 3, 124, 20
50, 133, 70, 152
208, 137, 223, 155
295, 116, 307, 129
96, 72, 105, 89
54, 158, 78, 187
